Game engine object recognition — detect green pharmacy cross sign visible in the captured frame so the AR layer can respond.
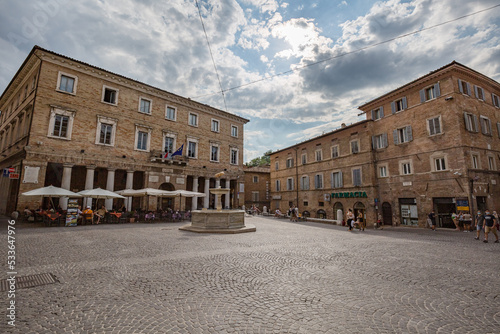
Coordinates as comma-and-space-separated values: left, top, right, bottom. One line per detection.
332, 191, 368, 199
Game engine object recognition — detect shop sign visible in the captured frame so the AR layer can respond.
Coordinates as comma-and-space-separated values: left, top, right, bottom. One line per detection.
9, 173, 19, 179
331, 191, 368, 199
456, 199, 469, 211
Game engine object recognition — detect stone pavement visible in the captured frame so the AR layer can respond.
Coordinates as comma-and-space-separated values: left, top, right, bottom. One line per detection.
0, 215, 499, 333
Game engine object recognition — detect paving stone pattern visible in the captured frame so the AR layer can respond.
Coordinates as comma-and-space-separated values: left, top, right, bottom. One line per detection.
1, 217, 499, 333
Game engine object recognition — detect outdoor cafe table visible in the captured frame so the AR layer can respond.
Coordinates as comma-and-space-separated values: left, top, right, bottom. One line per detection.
109, 212, 122, 223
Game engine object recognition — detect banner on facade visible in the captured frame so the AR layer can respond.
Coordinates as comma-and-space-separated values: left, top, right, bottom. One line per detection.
456, 199, 469, 211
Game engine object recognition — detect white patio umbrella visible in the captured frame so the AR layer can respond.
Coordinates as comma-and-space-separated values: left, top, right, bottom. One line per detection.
21, 185, 81, 210
116, 188, 178, 211
78, 188, 126, 199
172, 190, 206, 211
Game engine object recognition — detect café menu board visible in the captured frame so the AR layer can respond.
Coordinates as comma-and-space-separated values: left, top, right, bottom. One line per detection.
66, 198, 79, 227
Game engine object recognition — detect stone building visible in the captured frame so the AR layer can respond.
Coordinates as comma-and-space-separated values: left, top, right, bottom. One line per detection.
270, 62, 500, 228
0, 46, 249, 214
243, 165, 270, 212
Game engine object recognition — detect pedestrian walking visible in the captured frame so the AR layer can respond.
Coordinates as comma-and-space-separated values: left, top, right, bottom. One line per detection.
463, 211, 472, 232
474, 211, 484, 240
451, 212, 459, 230
428, 210, 436, 231
346, 209, 354, 231
482, 209, 499, 243
357, 211, 365, 231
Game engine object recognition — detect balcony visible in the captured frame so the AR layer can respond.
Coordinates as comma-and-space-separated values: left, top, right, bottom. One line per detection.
149, 150, 188, 166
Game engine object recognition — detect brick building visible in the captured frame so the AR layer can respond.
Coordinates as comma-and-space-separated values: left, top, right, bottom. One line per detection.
243, 165, 270, 212
270, 62, 500, 228
0, 46, 249, 214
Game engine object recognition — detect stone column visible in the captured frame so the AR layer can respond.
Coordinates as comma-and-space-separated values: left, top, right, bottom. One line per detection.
214, 178, 220, 210
192, 176, 199, 211
225, 179, 230, 209
105, 168, 116, 210
125, 170, 134, 211
84, 166, 95, 208
59, 164, 73, 210
203, 178, 210, 209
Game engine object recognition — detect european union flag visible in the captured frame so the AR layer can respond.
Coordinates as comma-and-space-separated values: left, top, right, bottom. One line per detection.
170, 144, 184, 157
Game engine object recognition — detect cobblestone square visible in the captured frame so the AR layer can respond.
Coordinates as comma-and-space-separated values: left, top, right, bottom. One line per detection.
1, 216, 499, 333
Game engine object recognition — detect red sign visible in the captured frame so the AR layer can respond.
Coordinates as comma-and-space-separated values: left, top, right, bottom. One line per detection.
8, 167, 15, 173
9, 173, 19, 179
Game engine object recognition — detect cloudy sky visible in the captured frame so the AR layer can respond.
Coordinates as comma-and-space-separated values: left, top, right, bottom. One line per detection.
1, 0, 499, 162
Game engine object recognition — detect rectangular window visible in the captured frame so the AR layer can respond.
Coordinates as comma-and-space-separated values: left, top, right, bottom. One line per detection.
435, 157, 446, 171
393, 126, 412, 144
52, 115, 69, 138
458, 79, 471, 96
472, 154, 479, 169
211, 119, 220, 132
189, 113, 198, 126
252, 191, 259, 202
391, 97, 408, 114
372, 134, 388, 149
315, 149, 322, 161
428, 116, 442, 136
488, 156, 495, 170
276, 180, 281, 191
286, 158, 294, 168
480, 116, 492, 136
402, 162, 412, 175
287, 178, 294, 191
188, 141, 197, 158
275, 161, 279, 171
331, 145, 339, 158
210, 145, 219, 162
331, 171, 343, 188
253, 176, 259, 183
103, 87, 118, 104
231, 125, 238, 137
379, 166, 387, 178
420, 83, 440, 102
464, 112, 479, 132
350, 140, 359, 154
492, 93, 500, 108
139, 98, 151, 114
301, 153, 307, 165
99, 123, 113, 145
352, 168, 361, 186
474, 85, 484, 100
164, 136, 174, 155
230, 149, 238, 165
314, 174, 323, 189
137, 131, 148, 151
58, 74, 75, 93
372, 106, 384, 120
165, 106, 176, 121
300, 176, 309, 190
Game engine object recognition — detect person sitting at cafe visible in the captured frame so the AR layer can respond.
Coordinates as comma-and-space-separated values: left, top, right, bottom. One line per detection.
95, 205, 107, 224
23, 206, 33, 217
83, 205, 94, 223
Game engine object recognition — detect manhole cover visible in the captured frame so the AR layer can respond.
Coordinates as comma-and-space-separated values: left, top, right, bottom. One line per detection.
0, 273, 58, 291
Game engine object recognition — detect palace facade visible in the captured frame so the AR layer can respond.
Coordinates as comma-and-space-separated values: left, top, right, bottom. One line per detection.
270, 62, 500, 228
0, 46, 249, 214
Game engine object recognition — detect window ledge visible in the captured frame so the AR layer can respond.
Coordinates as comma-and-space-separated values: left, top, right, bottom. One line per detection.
101, 101, 118, 106
56, 89, 76, 96
47, 135, 71, 141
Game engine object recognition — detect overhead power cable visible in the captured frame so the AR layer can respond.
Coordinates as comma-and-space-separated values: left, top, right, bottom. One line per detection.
193, 3, 500, 99
194, 0, 228, 111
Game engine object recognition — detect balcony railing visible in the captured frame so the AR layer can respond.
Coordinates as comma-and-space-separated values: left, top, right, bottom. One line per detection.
149, 150, 188, 165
